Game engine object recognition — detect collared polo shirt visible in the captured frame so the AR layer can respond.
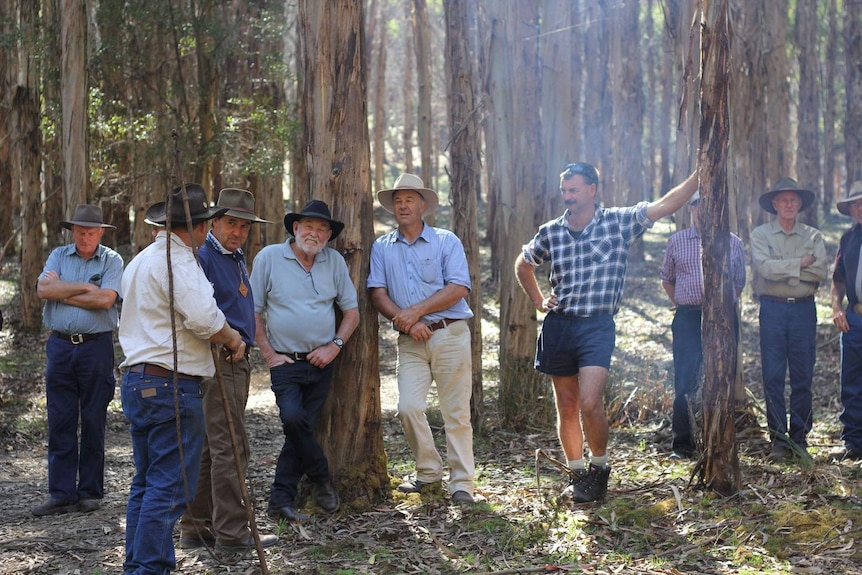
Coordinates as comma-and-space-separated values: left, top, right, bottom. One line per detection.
198, 231, 256, 346
40, 243, 123, 334
250, 239, 358, 353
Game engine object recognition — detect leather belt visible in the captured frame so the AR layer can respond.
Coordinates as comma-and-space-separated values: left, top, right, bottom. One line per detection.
52, 331, 108, 345
426, 318, 462, 332
127, 363, 202, 383
760, 295, 814, 304
276, 351, 308, 361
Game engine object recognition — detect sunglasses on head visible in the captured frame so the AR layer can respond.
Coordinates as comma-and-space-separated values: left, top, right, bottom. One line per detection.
560, 163, 598, 185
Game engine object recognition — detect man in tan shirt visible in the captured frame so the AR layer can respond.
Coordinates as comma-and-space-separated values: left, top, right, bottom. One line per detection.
751, 177, 827, 462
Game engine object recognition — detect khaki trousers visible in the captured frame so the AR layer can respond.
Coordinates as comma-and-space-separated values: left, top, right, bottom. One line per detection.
180, 354, 252, 544
396, 320, 475, 495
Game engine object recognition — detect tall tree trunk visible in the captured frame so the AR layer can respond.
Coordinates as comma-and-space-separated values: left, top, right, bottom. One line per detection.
43, 0, 64, 250
371, 0, 388, 192
846, 0, 862, 184
193, 0, 220, 195
444, 0, 483, 431
823, 0, 838, 213
765, 1, 791, 185
0, 0, 16, 258
582, 1, 611, 197
486, 0, 552, 430
60, 0, 87, 212
402, 0, 414, 173
17, 0, 44, 330
412, 0, 433, 185
297, 0, 388, 502
795, 0, 821, 227
698, 0, 739, 497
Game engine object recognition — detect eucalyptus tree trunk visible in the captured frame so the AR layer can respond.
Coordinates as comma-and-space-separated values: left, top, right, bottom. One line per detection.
485, 0, 552, 430
582, 0, 611, 199
444, 0, 483, 431
412, 0, 433, 187
402, 0, 414, 173
765, 1, 791, 191
698, 0, 739, 497
794, 0, 821, 227
61, 0, 87, 212
668, 0, 699, 220
17, 0, 44, 330
371, 0, 388, 192
0, 0, 16, 257
845, 0, 862, 184
297, 0, 388, 503
823, 0, 838, 213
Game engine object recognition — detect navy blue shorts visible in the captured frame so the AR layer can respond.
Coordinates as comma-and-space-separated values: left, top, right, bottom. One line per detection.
535, 313, 616, 376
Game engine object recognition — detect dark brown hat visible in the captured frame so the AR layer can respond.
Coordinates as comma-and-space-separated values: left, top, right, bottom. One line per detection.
147, 183, 227, 225
758, 177, 815, 214
283, 199, 344, 240
216, 188, 271, 223
61, 204, 116, 230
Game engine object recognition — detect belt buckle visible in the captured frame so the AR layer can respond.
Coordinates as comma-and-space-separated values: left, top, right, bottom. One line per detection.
70, 333, 84, 345
787, 297, 797, 304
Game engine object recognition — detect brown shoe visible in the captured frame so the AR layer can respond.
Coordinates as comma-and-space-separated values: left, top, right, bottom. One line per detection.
31, 498, 77, 517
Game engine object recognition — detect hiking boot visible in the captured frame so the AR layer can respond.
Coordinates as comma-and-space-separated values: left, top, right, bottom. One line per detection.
768, 442, 789, 463
560, 468, 587, 499
572, 464, 610, 503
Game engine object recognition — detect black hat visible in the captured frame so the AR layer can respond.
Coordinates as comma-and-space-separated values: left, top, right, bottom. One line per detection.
283, 199, 345, 240
61, 204, 116, 230
758, 177, 815, 214
147, 184, 227, 225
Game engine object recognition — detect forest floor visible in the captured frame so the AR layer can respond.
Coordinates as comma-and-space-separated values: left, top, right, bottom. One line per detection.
1, 214, 862, 574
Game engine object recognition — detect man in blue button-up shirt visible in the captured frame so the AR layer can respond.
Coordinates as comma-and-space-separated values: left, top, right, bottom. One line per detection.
33, 204, 123, 517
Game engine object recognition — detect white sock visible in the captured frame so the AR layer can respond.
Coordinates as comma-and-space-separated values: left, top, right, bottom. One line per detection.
591, 454, 608, 468
567, 458, 587, 471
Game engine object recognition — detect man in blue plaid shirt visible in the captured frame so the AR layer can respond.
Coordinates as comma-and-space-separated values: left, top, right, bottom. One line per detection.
515, 162, 697, 503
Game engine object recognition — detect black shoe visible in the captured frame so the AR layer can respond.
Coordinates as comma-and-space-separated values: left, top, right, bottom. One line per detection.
31, 498, 78, 517
267, 503, 309, 523
670, 450, 693, 460
768, 442, 790, 462
572, 464, 610, 503
78, 498, 101, 513
216, 533, 279, 553
451, 490, 474, 505
315, 480, 340, 513
560, 468, 587, 499
397, 477, 440, 494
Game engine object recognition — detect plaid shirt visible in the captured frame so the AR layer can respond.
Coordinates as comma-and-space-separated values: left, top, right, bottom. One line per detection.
522, 202, 652, 316
659, 225, 746, 305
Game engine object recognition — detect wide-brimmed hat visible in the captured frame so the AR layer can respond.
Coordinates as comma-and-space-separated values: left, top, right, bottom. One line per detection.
147, 183, 227, 225
216, 188, 271, 223
758, 177, 815, 214
837, 181, 862, 216
61, 204, 116, 230
376, 173, 439, 214
143, 202, 165, 226
283, 199, 344, 240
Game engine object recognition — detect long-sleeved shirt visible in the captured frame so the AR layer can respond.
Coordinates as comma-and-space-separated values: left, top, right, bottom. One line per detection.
751, 219, 828, 298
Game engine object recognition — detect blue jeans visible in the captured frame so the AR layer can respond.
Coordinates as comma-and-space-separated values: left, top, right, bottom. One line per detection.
671, 306, 703, 455
121, 370, 204, 575
45, 331, 115, 502
840, 308, 862, 451
759, 298, 816, 446
268, 361, 332, 509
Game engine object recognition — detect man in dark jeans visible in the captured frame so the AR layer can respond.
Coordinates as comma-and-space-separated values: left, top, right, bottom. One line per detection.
660, 192, 746, 459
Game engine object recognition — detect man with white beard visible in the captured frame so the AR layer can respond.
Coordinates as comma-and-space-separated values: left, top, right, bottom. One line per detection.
250, 200, 359, 522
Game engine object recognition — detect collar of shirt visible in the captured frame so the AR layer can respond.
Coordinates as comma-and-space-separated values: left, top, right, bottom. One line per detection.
206, 230, 244, 257
395, 222, 433, 245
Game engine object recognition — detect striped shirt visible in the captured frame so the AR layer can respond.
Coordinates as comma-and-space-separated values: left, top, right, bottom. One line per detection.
660, 225, 747, 305
522, 202, 653, 316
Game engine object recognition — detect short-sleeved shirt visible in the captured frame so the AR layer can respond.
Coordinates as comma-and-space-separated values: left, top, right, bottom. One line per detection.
198, 231, 256, 346
119, 232, 227, 377
751, 219, 828, 298
367, 224, 473, 322
521, 202, 653, 316
660, 225, 746, 305
40, 243, 124, 334
250, 240, 358, 353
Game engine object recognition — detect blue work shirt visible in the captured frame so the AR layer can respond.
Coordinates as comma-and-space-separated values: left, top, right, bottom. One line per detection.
198, 231, 256, 346
40, 243, 123, 333
368, 223, 473, 322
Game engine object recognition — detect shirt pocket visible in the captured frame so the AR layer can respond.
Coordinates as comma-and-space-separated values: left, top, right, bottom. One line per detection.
418, 258, 440, 283
589, 237, 617, 264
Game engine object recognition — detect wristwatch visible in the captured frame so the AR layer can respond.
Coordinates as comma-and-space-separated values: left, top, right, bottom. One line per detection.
332, 337, 344, 349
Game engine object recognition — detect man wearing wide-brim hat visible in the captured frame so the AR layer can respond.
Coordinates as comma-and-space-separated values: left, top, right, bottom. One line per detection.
250, 199, 358, 521
33, 204, 124, 517
118, 183, 247, 574
751, 177, 828, 463
367, 173, 477, 505
179, 188, 278, 552
830, 181, 862, 461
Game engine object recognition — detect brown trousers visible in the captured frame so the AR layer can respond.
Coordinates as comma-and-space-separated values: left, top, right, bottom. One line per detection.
180, 354, 252, 544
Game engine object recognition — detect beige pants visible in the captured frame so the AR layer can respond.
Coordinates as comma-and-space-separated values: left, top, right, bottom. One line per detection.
396, 320, 475, 495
